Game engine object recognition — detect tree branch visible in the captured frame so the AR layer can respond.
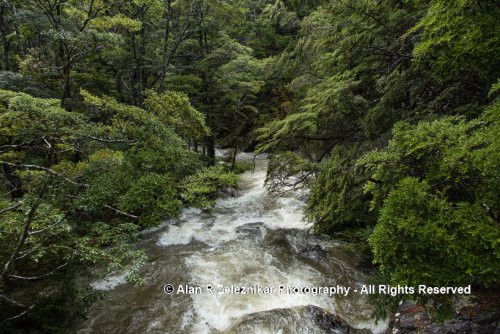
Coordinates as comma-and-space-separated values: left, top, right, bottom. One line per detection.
1, 200, 39, 282
84, 135, 136, 144
0, 142, 31, 152
0, 161, 80, 186
1, 282, 63, 323
0, 293, 25, 308
28, 218, 64, 235
0, 202, 21, 215
104, 205, 138, 219
9, 262, 69, 281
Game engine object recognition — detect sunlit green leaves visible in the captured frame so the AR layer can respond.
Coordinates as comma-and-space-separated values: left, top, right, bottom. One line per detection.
144, 90, 209, 140
411, 0, 500, 77
180, 165, 238, 210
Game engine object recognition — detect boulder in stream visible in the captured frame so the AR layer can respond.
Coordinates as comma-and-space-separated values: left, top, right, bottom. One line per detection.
235, 222, 265, 238
391, 299, 500, 334
226, 305, 365, 334
300, 244, 327, 261
220, 186, 238, 198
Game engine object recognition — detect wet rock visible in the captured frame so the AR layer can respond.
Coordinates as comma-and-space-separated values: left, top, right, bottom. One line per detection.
220, 186, 238, 198
300, 244, 327, 261
264, 228, 292, 247
304, 305, 349, 333
235, 222, 265, 238
226, 305, 361, 334
298, 191, 310, 202
391, 300, 500, 334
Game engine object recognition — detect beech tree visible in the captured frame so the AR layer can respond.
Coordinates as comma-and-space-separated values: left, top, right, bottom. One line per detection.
0, 89, 236, 327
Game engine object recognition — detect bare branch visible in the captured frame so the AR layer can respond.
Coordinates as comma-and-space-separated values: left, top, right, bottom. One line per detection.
29, 218, 64, 235
0, 161, 80, 186
0, 142, 31, 152
15, 245, 40, 260
68, 45, 104, 66
104, 205, 138, 219
84, 135, 136, 144
0, 202, 21, 215
339, 0, 391, 33
1, 282, 63, 323
9, 262, 69, 281
79, 0, 99, 32
481, 203, 499, 223
1, 200, 39, 282
43, 137, 52, 149
0, 293, 25, 308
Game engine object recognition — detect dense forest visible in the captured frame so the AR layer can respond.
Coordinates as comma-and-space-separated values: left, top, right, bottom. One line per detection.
0, 0, 498, 332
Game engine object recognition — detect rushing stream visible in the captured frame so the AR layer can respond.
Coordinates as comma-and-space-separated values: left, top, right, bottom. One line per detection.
76, 153, 388, 334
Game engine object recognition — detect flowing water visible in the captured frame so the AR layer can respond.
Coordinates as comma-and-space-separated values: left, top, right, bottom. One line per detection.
76, 154, 388, 334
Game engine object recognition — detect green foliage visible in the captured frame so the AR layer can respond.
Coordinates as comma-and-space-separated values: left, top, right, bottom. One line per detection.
0, 72, 54, 98
231, 160, 253, 174
87, 14, 143, 32
117, 173, 182, 227
144, 90, 210, 140
359, 108, 500, 215
305, 145, 375, 233
0, 0, 498, 328
361, 104, 500, 296
411, 0, 500, 78
0, 88, 214, 328
76, 149, 131, 213
255, 0, 499, 312
261, 0, 300, 33
264, 151, 314, 195
215, 52, 265, 121
370, 177, 499, 288
180, 165, 238, 210
193, 34, 266, 154
0, 89, 84, 151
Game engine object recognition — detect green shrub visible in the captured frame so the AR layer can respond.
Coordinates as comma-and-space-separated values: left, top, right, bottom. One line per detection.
360, 102, 500, 296
180, 165, 238, 209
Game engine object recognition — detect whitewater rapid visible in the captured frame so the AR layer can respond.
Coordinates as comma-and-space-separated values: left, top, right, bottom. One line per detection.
78, 154, 388, 334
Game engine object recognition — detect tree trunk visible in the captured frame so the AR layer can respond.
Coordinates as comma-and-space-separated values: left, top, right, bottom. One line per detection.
231, 142, 238, 170
11, 3, 25, 61
130, 33, 144, 106
2, 164, 23, 199
206, 135, 215, 166
61, 64, 71, 109
0, 4, 10, 70
157, 0, 171, 91
1, 200, 40, 283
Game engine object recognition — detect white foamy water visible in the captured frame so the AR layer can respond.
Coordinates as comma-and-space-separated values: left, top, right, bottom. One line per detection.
157, 162, 310, 248
186, 242, 335, 332
91, 271, 129, 291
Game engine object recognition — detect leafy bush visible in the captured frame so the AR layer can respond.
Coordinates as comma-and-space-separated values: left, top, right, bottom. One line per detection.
370, 177, 499, 288
305, 145, 375, 233
118, 173, 182, 227
231, 160, 253, 174
359, 102, 500, 295
180, 165, 238, 209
